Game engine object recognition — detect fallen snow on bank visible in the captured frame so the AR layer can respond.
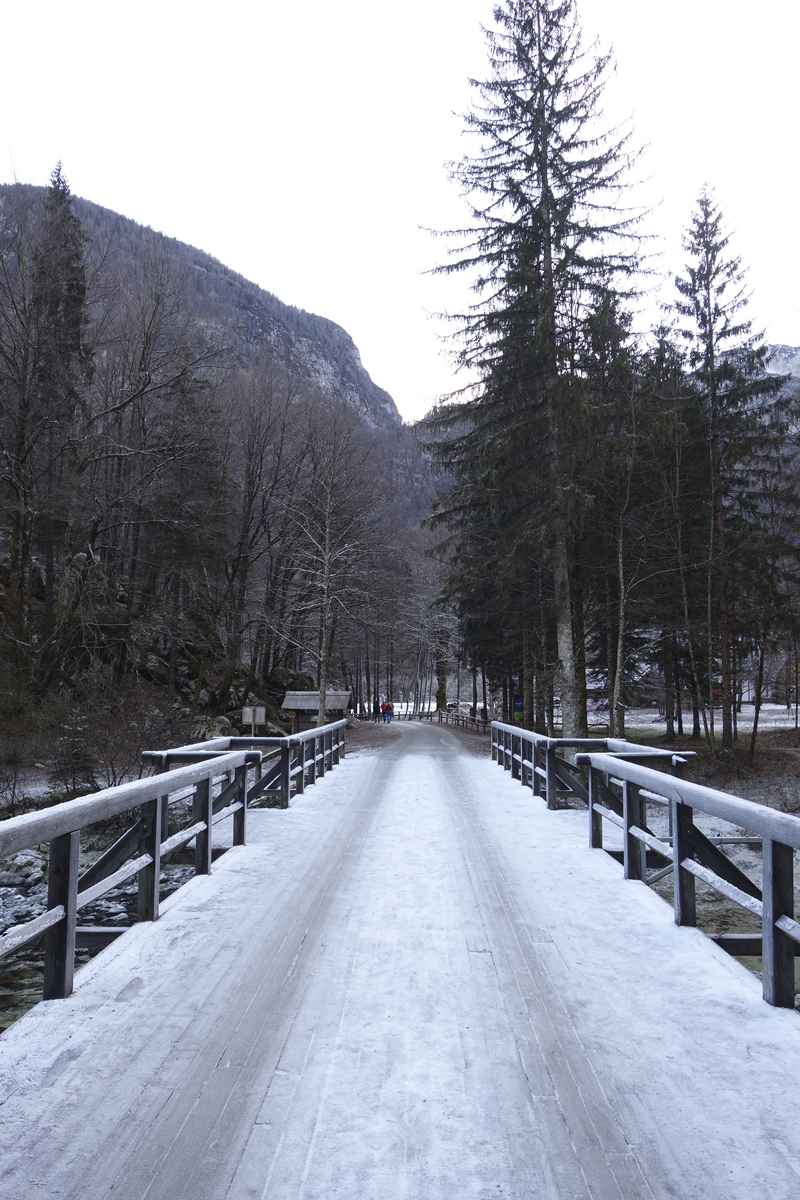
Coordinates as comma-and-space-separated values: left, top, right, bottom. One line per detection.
602, 702, 800, 733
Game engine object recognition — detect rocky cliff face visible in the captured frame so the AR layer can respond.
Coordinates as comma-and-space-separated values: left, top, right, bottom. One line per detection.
68, 195, 403, 430
766, 344, 800, 382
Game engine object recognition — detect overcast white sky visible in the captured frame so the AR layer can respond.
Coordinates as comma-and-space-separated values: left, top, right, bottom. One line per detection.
2, 1, 798, 421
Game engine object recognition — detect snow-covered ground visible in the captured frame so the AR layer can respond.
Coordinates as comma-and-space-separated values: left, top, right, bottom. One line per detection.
0, 723, 799, 1198
611, 702, 800, 734
396, 700, 800, 734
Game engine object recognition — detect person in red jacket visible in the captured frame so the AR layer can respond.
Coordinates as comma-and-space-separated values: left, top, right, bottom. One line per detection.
380, 700, 387, 722
386, 701, 394, 723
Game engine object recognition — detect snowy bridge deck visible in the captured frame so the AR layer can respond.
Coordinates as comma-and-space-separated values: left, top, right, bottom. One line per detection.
2, 722, 800, 1199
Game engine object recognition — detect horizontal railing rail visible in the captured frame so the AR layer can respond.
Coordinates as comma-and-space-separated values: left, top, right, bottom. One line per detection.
0, 720, 348, 1006
410, 710, 491, 734
0, 751, 255, 859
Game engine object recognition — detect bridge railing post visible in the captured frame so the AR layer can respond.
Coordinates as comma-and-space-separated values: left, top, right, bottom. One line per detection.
589, 767, 603, 848
43, 831, 80, 1000
762, 838, 795, 1008
511, 732, 520, 781
194, 777, 212, 875
671, 798, 696, 927
545, 744, 557, 810
233, 764, 246, 846
623, 781, 646, 881
279, 740, 291, 809
137, 796, 162, 922
296, 740, 306, 795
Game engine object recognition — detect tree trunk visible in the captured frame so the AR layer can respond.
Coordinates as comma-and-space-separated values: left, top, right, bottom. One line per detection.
436, 651, 448, 711
679, 523, 712, 752
606, 573, 618, 737
674, 638, 684, 736
168, 574, 180, 693
612, 516, 627, 740
664, 630, 675, 741
748, 636, 767, 765
691, 673, 701, 740
706, 312, 734, 750
570, 548, 588, 736
523, 628, 534, 730
534, 663, 546, 734
317, 649, 329, 730
552, 520, 580, 735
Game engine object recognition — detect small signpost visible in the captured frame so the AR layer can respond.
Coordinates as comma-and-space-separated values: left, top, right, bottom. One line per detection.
241, 706, 266, 737
513, 695, 524, 722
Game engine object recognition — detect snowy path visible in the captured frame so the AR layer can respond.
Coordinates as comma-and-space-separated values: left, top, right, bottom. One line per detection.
1, 723, 800, 1198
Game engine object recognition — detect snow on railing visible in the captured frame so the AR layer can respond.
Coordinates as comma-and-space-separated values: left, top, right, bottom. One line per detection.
490, 721, 800, 1009
0, 721, 347, 1003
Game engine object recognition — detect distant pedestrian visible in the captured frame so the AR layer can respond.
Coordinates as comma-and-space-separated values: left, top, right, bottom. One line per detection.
372, 699, 381, 723
380, 700, 387, 722
386, 701, 394, 723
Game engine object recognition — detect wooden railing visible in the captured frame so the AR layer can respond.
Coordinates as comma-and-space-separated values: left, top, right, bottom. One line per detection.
143, 720, 347, 812
409, 710, 491, 735
489, 721, 800, 1009
0, 720, 347, 1002
574, 749, 800, 1009
490, 722, 686, 809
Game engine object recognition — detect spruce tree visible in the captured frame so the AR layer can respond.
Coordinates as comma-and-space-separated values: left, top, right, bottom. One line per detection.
675, 188, 785, 752
431, 0, 639, 735
0, 164, 89, 676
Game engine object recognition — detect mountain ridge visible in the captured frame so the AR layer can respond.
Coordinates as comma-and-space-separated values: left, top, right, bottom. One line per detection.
765, 344, 800, 380
0, 184, 403, 431
72, 195, 404, 429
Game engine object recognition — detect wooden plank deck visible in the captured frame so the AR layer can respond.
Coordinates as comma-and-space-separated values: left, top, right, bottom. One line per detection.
0, 722, 799, 1198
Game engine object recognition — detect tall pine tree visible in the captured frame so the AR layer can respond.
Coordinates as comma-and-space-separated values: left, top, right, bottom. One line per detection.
676, 188, 785, 752
430, 0, 639, 734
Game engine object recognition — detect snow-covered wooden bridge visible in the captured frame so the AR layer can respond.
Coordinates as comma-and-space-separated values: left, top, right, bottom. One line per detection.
1, 720, 800, 1198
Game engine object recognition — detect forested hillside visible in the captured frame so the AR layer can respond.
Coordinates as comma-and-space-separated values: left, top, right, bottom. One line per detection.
0, 173, 443, 766
70, 193, 404, 431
